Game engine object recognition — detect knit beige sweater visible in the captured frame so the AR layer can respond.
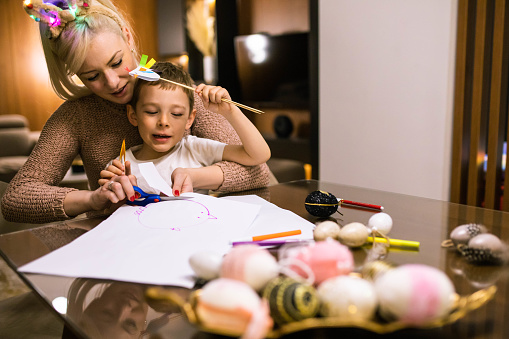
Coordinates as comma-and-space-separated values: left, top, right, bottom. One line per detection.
1, 93, 269, 223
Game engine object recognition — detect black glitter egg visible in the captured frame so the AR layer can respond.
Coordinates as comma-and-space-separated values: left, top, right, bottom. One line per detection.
262, 276, 320, 326
305, 190, 339, 217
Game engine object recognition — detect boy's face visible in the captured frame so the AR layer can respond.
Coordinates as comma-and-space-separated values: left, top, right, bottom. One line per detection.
127, 85, 195, 160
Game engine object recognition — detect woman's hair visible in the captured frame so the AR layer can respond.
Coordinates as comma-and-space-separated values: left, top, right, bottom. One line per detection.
36, 0, 140, 100
130, 61, 195, 113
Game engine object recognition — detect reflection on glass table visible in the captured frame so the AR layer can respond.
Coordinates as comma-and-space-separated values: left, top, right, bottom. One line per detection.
1, 180, 509, 338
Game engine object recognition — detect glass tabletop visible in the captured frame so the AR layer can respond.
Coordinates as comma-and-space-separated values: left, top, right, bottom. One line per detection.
1, 180, 509, 338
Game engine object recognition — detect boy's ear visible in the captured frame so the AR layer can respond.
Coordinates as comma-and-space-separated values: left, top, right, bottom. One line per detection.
127, 105, 138, 126
186, 109, 197, 130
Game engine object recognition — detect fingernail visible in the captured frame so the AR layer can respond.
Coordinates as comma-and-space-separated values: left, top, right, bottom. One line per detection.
135, 192, 141, 199
130, 196, 135, 202
174, 190, 180, 197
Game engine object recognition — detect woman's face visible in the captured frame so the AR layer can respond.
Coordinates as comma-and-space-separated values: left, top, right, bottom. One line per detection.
77, 30, 137, 105
83, 283, 148, 338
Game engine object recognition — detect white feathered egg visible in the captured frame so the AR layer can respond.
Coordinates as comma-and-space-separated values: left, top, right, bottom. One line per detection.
220, 245, 280, 291
189, 251, 223, 280
317, 275, 377, 320
374, 264, 456, 325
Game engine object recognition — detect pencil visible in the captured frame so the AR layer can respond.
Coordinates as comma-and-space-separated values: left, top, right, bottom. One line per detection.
120, 139, 126, 167
339, 198, 384, 211
231, 239, 312, 247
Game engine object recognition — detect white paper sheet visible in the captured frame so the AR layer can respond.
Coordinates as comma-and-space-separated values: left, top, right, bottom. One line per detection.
138, 162, 173, 196
222, 195, 315, 241
20, 195, 316, 288
20, 193, 260, 288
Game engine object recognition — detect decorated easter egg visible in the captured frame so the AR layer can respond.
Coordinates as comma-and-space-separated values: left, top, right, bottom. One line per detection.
450, 223, 487, 246
313, 220, 341, 241
338, 222, 370, 247
196, 278, 273, 335
468, 233, 503, 252
282, 240, 354, 285
459, 233, 507, 264
221, 245, 279, 291
317, 275, 378, 320
361, 260, 396, 282
189, 251, 223, 281
262, 276, 320, 325
305, 191, 338, 218
374, 264, 456, 325
367, 212, 393, 235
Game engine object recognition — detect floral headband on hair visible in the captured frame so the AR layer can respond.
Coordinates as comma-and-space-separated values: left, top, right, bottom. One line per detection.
23, 0, 123, 39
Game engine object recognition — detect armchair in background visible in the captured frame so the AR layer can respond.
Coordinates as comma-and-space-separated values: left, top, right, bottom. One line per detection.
0, 115, 39, 182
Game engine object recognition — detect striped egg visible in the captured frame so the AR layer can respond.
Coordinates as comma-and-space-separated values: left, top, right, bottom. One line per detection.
262, 276, 320, 325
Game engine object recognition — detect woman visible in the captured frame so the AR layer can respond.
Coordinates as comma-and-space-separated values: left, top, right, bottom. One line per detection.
1, 0, 269, 223
66, 279, 149, 338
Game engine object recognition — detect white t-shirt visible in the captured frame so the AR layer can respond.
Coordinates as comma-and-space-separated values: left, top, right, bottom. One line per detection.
108, 135, 226, 194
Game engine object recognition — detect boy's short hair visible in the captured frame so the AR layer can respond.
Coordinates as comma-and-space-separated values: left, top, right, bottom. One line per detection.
130, 61, 195, 112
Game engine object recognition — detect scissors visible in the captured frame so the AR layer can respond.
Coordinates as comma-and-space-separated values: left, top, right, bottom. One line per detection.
127, 186, 192, 207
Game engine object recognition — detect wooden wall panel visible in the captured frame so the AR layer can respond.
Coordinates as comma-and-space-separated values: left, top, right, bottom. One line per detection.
0, 1, 158, 132
450, 0, 470, 205
451, 0, 509, 211
467, 0, 491, 207
485, 0, 509, 210
237, 0, 309, 35
115, 0, 158, 59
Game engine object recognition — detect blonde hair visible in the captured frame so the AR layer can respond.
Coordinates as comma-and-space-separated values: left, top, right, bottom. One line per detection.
39, 0, 140, 100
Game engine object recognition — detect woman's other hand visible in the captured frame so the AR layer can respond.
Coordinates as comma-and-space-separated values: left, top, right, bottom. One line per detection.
171, 168, 194, 197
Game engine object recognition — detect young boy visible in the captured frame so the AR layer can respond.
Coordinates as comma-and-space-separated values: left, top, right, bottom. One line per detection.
101, 62, 270, 197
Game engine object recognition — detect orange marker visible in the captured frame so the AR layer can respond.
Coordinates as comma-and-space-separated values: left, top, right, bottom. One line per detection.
231, 230, 302, 243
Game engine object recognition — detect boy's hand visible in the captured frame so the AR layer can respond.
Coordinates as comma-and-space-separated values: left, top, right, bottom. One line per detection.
195, 84, 233, 116
99, 160, 137, 187
171, 168, 194, 197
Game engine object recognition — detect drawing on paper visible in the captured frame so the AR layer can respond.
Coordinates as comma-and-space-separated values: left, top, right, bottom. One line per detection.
135, 200, 217, 230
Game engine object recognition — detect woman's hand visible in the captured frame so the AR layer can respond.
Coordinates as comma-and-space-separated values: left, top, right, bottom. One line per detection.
91, 175, 137, 210
63, 174, 137, 217
171, 168, 194, 197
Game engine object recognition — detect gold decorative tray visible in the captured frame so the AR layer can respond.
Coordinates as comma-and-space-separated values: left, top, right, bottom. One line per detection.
145, 285, 496, 337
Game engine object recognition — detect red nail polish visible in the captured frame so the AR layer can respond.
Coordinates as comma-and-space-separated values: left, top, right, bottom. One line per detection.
130, 196, 135, 202
175, 190, 180, 197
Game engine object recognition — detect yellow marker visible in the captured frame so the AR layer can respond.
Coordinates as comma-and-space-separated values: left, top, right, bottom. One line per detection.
120, 139, 126, 166
366, 236, 420, 250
